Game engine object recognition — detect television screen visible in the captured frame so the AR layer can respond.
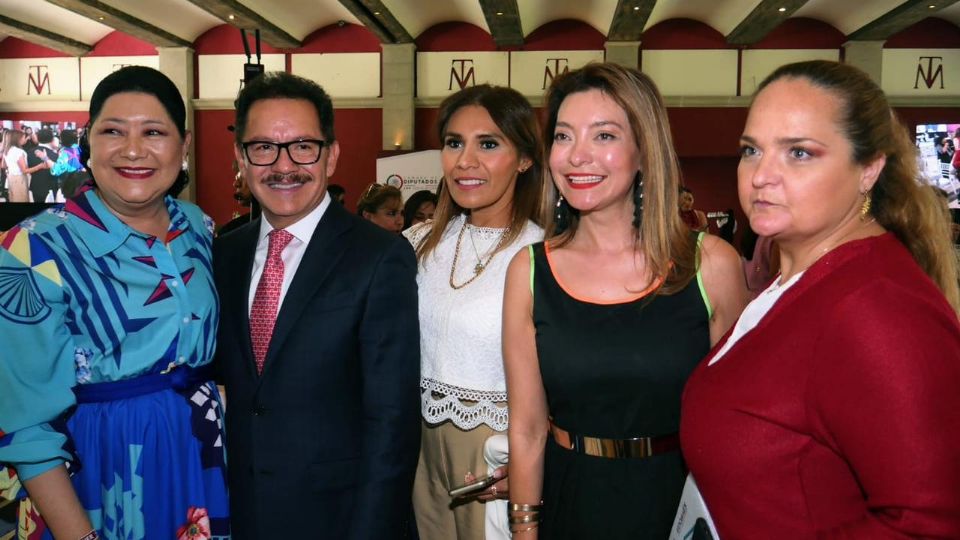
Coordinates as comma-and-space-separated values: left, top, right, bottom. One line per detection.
915, 123, 959, 209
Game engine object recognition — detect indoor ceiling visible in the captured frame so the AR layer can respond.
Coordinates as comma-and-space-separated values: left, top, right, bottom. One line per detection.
0, 0, 958, 56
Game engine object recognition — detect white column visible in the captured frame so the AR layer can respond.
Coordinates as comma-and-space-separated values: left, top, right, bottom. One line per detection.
158, 47, 196, 202
382, 43, 416, 151
843, 41, 884, 86
605, 41, 641, 70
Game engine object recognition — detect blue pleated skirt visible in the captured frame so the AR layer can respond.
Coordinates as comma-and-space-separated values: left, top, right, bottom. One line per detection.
25, 375, 231, 540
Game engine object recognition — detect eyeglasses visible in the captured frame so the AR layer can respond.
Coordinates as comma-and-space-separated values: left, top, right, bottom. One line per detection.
241, 138, 327, 166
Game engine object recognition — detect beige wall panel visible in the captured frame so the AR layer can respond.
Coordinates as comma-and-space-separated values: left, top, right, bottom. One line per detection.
80, 56, 160, 100
416, 52, 509, 98
641, 50, 738, 96
882, 49, 960, 96
291, 53, 380, 98
0, 58, 80, 101
510, 50, 604, 96
197, 54, 285, 100
740, 49, 839, 96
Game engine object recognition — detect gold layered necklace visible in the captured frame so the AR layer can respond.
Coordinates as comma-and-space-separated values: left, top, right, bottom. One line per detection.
449, 218, 510, 290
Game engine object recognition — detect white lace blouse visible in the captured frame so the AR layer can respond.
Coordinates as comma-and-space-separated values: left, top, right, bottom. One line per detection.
405, 215, 544, 432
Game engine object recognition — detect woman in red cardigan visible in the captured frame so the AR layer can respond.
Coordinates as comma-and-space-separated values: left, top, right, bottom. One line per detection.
680, 60, 960, 539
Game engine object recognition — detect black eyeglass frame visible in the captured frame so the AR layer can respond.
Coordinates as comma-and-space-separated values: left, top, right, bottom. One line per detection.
240, 138, 328, 166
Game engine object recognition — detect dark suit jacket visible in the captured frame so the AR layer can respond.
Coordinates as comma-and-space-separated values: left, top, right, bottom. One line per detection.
214, 201, 421, 539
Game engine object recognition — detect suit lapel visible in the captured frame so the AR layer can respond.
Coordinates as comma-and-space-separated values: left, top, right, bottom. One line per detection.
228, 221, 261, 380
259, 202, 353, 376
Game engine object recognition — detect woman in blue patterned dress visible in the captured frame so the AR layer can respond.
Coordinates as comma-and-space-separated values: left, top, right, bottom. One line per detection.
0, 66, 228, 540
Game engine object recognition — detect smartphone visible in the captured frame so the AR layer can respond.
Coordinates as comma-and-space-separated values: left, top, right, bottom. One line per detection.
448, 474, 498, 498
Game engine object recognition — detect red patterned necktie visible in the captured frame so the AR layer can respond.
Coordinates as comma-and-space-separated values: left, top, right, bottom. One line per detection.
250, 228, 294, 375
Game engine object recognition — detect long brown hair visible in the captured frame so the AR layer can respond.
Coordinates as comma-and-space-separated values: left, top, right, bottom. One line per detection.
415, 85, 546, 263
757, 60, 959, 314
1, 129, 25, 160
542, 63, 697, 294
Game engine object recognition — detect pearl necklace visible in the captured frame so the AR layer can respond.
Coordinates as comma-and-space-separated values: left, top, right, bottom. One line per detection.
449, 219, 510, 290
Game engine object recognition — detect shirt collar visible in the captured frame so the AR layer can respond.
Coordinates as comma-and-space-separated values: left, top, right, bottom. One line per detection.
65, 189, 188, 257
257, 192, 330, 246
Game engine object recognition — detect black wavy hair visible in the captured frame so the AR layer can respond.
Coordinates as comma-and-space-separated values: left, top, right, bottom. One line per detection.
80, 66, 189, 197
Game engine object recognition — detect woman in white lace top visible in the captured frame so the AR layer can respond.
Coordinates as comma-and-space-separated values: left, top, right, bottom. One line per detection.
405, 84, 546, 540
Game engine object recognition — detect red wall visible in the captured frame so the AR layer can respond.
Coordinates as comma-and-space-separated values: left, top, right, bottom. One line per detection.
0, 37, 71, 58
196, 108, 383, 226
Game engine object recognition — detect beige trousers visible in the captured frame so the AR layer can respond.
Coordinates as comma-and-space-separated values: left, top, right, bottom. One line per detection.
6, 174, 28, 202
413, 419, 496, 540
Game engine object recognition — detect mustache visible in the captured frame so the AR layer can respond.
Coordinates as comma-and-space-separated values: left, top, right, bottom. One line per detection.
263, 172, 312, 185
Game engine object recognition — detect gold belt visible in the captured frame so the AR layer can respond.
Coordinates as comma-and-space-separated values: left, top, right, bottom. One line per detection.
549, 422, 680, 459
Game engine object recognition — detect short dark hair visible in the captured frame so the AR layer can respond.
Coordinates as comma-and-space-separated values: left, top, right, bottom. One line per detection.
81, 66, 188, 197
234, 72, 335, 144
402, 189, 438, 229
60, 129, 78, 147
37, 128, 54, 144
327, 183, 345, 200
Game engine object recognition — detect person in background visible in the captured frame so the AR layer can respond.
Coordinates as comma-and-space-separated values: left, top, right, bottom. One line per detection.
27, 128, 59, 203
51, 129, 89, 199
358, 182, 404, 233
681, 60, 960, 539
403, 189, 438, 230
215, 71, 420, 539
328, 182, 346, 204
504, 63, 748, 539
406, 84, 545, 540
678, 186, 708, 232
217, 160, 254, 236
0, 66, 228, 539
740, 226, 780, 297
1, 129, 30, 202
21, 126, 37, 156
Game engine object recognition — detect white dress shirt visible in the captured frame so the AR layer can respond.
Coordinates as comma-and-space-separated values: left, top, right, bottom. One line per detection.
247, 193, 331, 316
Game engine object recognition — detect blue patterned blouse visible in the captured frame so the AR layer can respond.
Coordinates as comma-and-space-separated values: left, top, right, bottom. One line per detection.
0, 189, 218, 482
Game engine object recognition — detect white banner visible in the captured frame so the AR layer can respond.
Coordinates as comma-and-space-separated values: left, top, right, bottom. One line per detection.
197, 54, 286, 100
376, 150, 443, 201
417, 52, 509, 98
882, 49, 960, 96
510, 50, 604, 96
641, 50, 738, 96
0, 58, 80, 101
80, 56, 159, 100
740, 49, 839, 96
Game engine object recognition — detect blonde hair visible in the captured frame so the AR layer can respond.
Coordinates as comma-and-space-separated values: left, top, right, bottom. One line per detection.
542, 63, 696, 294
1, 129, 24, 158
758, 61, 959, 314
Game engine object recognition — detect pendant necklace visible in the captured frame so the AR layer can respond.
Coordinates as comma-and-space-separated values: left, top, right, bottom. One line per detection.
449, 218, 510, 290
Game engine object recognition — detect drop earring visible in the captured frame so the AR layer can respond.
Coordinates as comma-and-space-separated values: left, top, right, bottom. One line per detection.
632, 171, 644, 229
554, 194, 570, 234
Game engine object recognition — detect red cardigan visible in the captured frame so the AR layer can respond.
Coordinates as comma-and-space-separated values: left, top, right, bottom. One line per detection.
681, 233, 960, 539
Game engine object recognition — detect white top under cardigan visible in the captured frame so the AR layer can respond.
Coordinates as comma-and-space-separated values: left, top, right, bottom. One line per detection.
404, 215, 543, 432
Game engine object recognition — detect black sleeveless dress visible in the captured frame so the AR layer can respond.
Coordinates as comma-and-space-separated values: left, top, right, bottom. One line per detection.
531, 241, 710, 539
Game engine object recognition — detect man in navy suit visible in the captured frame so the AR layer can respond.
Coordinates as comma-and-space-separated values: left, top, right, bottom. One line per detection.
214, 72, 420, 539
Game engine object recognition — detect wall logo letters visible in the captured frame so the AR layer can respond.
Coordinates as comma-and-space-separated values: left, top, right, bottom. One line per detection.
27, 65, 51, 95
543, 58, 569, 89
449, 59, 476, 90
914, 56, 944, 90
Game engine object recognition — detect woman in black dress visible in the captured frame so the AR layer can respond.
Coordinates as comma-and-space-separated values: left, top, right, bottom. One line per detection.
503, 63, 748, 539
